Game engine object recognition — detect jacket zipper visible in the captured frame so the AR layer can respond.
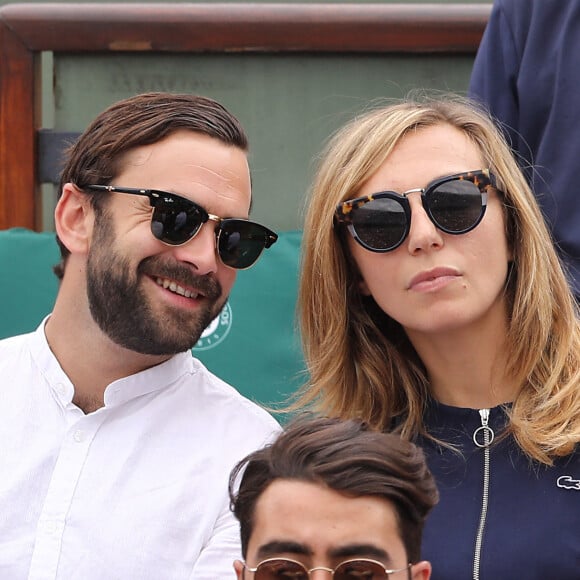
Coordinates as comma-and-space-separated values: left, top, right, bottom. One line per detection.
472, 408, 494, 580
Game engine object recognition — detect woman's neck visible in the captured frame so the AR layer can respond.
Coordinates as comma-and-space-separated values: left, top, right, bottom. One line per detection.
407, 318, 519, 409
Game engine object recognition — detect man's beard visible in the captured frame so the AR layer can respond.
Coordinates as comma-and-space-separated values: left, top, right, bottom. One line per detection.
86, 216, 227, 355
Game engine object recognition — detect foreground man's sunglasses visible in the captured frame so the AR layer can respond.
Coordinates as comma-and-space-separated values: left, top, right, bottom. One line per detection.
243, 557, 412, 579
86, 185, 278, 269
335, 169, 497, 253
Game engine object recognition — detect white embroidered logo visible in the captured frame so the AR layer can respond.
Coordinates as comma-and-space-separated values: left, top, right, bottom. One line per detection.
193, 302, 233, 351
556, 475, 580, 491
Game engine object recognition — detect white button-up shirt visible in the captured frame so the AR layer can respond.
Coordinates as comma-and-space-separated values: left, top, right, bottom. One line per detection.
0, 323, 280, 579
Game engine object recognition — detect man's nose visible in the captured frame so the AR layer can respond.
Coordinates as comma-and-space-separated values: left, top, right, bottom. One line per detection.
309, 566, 334, 579
171, 223, 219, 274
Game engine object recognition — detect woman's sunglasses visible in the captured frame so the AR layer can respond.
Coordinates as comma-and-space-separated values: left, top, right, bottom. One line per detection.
86, 185, 278, 269
243, 557, 411, 579
334, 169, 496, 253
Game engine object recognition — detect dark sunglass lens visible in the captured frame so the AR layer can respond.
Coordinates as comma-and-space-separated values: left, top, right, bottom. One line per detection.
351, 197, 407, 251
218, 220, 268, 269
429, 179, 484, 234
335, 560, 387, 579
151, 197, 205, 245
255, 559, 309, 580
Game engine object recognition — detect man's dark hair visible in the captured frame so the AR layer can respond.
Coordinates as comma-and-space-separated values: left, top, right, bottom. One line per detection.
229, 415, 439, 563
54, 92, 249, 279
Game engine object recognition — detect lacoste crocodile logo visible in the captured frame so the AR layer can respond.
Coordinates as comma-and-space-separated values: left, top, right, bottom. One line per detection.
556, 475, 580, 490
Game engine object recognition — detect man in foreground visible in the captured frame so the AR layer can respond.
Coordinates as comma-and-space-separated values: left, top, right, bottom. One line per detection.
230, 416, 438, 579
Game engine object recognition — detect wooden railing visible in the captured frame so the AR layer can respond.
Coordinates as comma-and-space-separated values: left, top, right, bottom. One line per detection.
0, 3, 491, 230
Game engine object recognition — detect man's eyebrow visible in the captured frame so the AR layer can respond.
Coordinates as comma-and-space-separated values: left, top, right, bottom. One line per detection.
256, 540, 312, 559
329, 544, 392, 564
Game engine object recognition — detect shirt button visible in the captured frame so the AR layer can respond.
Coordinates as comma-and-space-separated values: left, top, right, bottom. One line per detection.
73, 429, 85, 443
55, 383, 66, 396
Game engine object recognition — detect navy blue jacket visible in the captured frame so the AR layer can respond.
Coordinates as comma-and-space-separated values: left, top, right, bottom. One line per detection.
418, 401, 580, 579
469, 0, 580, 298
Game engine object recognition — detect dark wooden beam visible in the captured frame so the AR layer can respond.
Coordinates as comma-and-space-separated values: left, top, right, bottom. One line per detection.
0, 3, 490, 53
0, 14, 36, 230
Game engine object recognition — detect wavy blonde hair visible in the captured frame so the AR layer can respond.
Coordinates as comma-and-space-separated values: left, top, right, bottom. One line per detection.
297, 95, 579, 465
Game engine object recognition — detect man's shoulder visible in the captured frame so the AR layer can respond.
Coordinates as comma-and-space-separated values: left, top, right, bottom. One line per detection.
0, 330, 33, 354
184, 355, 281, 428
0, 332, 40, 387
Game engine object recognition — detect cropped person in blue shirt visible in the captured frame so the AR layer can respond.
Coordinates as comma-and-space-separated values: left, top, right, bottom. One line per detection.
469, 0, 580, 301
296, 95, 580, 579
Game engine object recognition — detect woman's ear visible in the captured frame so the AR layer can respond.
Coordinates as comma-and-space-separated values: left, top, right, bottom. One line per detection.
54, 183, 94, 256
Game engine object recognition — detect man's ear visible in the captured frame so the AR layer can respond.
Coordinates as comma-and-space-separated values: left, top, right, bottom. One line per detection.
411, 560, 432, 580
54, 183, 94, 256
233, 559, 245, 579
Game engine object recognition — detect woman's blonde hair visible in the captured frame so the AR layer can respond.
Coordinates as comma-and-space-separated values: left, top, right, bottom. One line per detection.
297, 94, 579, 465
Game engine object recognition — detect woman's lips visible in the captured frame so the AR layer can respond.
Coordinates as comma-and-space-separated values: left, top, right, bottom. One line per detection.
408, 267, 461, 292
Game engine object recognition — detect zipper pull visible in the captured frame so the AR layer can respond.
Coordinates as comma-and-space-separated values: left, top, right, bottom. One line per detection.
473, 408, 495, 448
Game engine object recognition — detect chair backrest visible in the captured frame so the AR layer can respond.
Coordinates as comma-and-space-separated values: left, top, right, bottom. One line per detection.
0, 228, 305, 410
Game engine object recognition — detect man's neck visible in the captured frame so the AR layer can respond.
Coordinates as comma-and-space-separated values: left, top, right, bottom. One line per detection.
44, 308, 170, 414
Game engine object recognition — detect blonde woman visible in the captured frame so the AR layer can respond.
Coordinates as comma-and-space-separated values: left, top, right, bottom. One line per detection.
298, 96, 580, 580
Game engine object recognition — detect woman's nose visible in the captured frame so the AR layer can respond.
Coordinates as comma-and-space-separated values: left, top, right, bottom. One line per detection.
405, 194, 444, 255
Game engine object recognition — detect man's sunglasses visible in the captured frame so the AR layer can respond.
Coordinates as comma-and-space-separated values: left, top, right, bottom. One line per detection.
335, 169, 496, 253
243, 557, 411, 579
86, 185, 278, 269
